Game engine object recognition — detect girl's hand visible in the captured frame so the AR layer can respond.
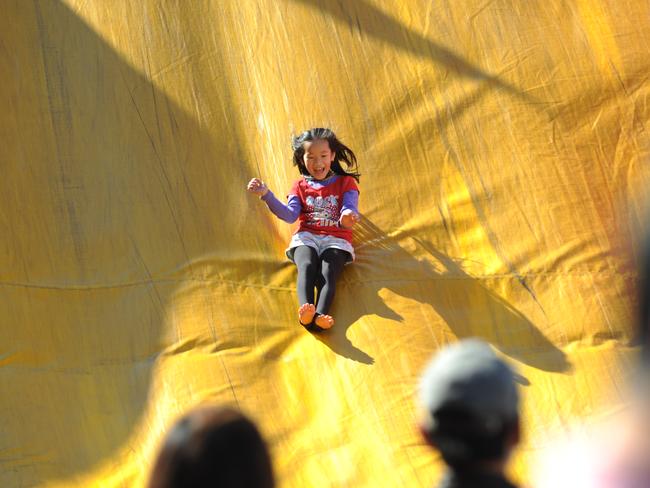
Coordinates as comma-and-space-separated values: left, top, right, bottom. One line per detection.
339, 210, 359, 228
247, 178, 269, 197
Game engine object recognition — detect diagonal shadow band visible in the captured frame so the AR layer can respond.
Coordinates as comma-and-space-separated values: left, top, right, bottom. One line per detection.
292, 0, 539, 103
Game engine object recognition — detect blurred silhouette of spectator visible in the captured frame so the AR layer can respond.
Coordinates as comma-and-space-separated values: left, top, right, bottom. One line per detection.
638, 231, 650, 365
418, 338, 520, 488
532, 234, 650, 487
577, 235, 650, 486
148, 405, 275, 488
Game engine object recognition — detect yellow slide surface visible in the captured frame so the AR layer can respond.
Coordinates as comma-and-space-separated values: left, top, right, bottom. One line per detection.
1, 1, 649, 486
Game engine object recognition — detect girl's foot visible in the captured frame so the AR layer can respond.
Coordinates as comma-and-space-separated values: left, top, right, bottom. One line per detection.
314, 314, 334, 329
298, 303, 316, 326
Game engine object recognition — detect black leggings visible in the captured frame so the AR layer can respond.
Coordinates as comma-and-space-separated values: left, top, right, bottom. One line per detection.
293, 246, 349, 315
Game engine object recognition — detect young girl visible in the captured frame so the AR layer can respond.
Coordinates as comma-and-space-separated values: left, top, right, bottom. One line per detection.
247, 128, 360, 331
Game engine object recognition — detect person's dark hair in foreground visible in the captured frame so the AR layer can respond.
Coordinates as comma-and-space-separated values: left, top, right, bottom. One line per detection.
148, 406, 275, 488
418, 338, 520, 488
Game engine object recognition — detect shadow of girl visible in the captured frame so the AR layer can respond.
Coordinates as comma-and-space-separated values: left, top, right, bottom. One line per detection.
313, 216, 570, 373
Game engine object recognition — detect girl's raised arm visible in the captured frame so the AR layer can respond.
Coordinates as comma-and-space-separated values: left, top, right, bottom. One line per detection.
246, 178, 269, 197
247, 178, 301, 223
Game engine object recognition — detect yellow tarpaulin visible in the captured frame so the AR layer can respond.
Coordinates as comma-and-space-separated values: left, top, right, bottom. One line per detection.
1, 1, 649, 486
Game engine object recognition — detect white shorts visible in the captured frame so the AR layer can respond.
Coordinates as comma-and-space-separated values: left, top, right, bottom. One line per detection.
286, 231, 355, 264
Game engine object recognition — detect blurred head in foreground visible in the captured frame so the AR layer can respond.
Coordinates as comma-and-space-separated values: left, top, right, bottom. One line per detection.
419, 338, 520, 486
148, 406, 274, 488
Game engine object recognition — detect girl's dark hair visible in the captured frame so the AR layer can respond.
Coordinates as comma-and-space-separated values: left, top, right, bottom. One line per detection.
291, 128, 360, 182
148, 406, 275, 488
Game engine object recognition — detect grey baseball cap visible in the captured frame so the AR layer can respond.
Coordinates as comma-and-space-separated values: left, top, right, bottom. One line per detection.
419, 338, 519, 435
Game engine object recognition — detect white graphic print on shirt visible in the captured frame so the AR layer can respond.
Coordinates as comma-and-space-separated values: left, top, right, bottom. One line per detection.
305, 195, 339, 227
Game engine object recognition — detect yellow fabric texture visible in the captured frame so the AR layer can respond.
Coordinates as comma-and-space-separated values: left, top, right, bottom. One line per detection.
1, 1, 649, 486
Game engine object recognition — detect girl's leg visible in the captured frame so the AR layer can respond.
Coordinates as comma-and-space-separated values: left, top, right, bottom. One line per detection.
315, 248, 349, 316
293, 246, 320, 324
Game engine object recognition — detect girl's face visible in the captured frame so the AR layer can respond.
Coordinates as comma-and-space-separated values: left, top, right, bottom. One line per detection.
302, 139, 335, 180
